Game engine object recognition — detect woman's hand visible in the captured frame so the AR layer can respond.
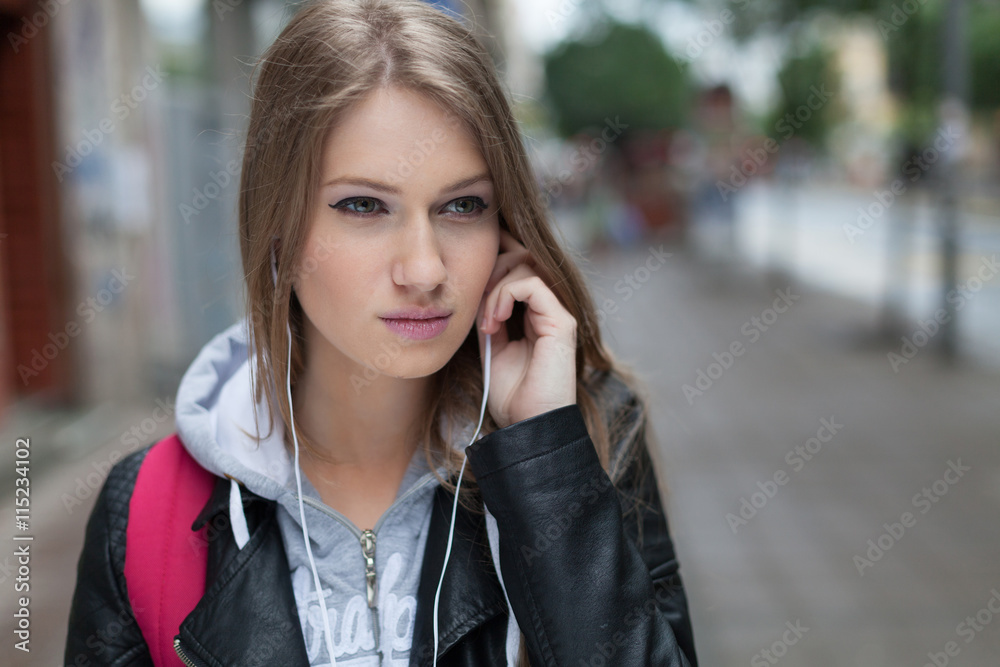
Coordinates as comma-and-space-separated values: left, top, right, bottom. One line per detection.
476, 228, 577, 428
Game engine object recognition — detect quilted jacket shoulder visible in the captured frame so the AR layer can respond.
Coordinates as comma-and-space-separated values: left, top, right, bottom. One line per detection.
65, 444, 155, 666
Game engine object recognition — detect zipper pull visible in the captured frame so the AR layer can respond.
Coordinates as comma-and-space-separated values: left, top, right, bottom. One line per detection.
360, 529, 378, 608
360, 529, 383, 663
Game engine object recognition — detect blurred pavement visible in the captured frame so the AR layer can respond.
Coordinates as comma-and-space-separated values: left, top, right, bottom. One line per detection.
588, 239, 1000, 666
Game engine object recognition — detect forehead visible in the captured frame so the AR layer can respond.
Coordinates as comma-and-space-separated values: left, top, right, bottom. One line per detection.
320, 87, 488, 188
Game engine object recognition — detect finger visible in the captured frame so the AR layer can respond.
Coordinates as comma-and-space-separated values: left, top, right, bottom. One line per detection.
485, 250, 528, 296
477, 290, 508, 361
482, 262, 536, 333
485, 230, 531, 294
492, 272, 576, 339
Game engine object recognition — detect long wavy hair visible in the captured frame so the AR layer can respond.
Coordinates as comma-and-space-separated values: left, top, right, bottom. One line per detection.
238, 2, 668, 662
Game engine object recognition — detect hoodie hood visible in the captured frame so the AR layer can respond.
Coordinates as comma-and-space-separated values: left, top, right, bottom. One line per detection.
173, 317, 521, 666
175, 317, 477, 499
175, 317, 295, 500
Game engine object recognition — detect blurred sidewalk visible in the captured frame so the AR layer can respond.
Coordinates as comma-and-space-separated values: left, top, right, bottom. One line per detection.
586, 239, 1000, 666
3, 237, 999, 666
1, 400, 176, 666
698, 179, 1000, 367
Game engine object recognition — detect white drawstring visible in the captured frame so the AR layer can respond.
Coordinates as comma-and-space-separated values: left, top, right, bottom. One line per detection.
228, 477, 250, 550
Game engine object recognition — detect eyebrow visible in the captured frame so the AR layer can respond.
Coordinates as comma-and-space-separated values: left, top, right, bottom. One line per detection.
322, 173, 492, 196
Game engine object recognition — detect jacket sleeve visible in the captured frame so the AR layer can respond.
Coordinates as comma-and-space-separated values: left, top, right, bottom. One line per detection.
465, 401, 697, 667
65, 448, 154, 667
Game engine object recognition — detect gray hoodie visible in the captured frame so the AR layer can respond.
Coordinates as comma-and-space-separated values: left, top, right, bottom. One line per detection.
174, 317, 520, 666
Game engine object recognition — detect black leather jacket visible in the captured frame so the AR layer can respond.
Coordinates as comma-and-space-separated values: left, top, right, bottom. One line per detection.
65, 375, 697, 666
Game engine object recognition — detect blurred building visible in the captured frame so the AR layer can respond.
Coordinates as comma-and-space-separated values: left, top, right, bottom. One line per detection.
0, 0, 518, 425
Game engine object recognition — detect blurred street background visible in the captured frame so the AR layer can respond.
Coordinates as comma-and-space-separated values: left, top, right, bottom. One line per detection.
1, 0, 998, 665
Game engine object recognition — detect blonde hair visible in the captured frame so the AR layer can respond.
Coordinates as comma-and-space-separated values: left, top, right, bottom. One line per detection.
238, 2, 667, 662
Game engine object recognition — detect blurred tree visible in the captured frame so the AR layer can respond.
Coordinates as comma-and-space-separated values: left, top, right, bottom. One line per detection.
727, 0, 882, 39
542, 20, 691, 137
764, 43, 841, 148
884, 0, 952, 146
722, 0, 1000, 144
968, 8, 1000, 111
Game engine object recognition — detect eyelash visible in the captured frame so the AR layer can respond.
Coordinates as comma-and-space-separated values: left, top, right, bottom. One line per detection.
330, 196, 490, 220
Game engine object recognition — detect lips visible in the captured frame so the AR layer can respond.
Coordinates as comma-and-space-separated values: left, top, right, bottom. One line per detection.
381, 313, 451, 340
379, 306, 452, 320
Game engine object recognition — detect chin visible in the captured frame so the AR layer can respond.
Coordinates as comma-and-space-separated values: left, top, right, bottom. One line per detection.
364, 340, 455, 380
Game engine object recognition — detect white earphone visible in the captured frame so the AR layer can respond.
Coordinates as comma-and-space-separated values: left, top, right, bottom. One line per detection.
270, 240, 492, 666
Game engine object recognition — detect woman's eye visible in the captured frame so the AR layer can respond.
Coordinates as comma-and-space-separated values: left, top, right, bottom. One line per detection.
329, 196, 489, 219
330, 197, 385, 216
444, 197, 489, 218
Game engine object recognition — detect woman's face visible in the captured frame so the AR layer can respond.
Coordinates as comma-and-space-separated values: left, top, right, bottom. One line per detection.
293, 86, 500, 380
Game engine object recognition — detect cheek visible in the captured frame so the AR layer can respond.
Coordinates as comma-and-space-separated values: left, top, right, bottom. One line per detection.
295, 242, 373, 326
448, 228, 499, 294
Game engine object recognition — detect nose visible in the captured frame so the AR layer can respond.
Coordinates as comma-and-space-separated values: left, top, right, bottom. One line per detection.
392, 213, 448, 291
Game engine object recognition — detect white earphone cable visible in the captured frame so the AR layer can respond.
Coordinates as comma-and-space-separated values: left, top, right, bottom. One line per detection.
274, 245, 339, 665
274, 241, 495, 666
432, 332, 490, 667
288, 320, 340, 665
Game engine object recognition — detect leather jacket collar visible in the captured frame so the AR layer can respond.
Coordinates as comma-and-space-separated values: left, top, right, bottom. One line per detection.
177, 471, 505, 667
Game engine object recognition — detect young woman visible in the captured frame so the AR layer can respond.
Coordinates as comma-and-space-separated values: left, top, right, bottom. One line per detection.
64, 1, 697, 666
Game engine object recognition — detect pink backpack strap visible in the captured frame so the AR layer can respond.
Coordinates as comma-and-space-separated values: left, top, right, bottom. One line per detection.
125, 433, 215, 666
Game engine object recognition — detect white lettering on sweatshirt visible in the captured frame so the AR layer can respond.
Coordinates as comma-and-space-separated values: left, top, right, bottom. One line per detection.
295, 550, 417, 666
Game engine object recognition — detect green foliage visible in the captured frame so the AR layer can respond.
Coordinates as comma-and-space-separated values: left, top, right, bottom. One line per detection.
968, 3, 1000, 110
764, 44, 840, 147
728, 0, 883, 40
882, 0, 944, 144
883, 0, 1000, 142
542, 20, 691, 137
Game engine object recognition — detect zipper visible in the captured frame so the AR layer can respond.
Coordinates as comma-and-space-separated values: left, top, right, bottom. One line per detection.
292, 467, 441, 664
174, 637, 203, 667
360, 528, 382, 664
295, 468, 442, 538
